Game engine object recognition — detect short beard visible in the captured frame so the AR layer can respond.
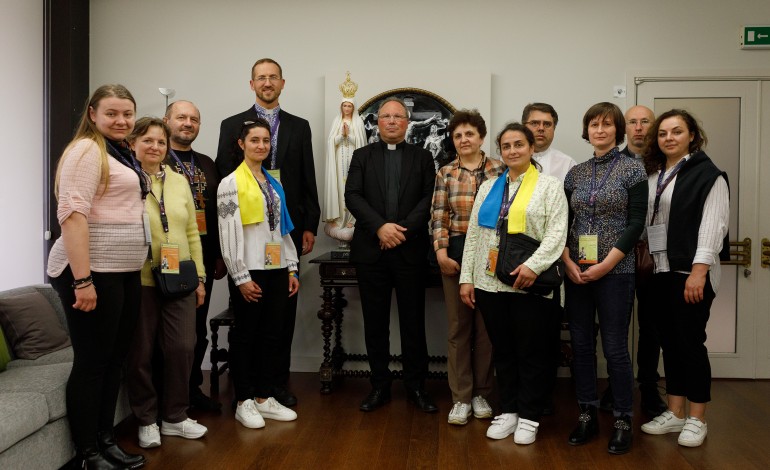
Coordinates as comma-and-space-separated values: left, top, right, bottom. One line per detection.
172, 135, 195, 147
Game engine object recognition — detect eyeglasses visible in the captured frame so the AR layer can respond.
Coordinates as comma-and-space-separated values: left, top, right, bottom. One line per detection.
627, 119, 651, 127
253, 75, 282, 83
525, 120, 554, 129
378, 114, 408, 122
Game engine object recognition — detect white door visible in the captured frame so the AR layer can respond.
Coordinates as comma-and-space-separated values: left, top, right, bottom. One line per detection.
635, 78, 768, 378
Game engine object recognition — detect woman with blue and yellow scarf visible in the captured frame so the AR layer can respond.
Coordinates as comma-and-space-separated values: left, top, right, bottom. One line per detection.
459, 122, 568, 445
217, 119, 300, 430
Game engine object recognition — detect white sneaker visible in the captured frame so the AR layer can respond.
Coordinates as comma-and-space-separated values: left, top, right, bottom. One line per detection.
236, 399, 265, 429
472, 396, 493, 419
447, 402, 472, 425
641, 410, 686, 435
161, 418, 207, 439
513, 418, 539, 445
138, 423, 161, 448
486, 413, 518, 439
255, 397, 297, 421
678, 417, 708, 447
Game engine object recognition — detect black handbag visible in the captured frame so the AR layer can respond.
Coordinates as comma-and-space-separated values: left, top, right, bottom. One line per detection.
428, 234, 467, 267
495, 231, 564, 295
152, 259, 199, 298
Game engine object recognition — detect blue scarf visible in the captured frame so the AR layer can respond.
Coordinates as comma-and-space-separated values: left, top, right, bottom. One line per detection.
263, 167, 294, 237
478, 168, 509, 229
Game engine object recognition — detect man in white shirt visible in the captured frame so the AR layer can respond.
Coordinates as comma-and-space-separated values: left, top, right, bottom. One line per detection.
522, 103, 576, 181
521, 103, 576, 416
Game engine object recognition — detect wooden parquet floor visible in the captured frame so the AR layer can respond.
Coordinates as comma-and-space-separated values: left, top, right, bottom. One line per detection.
114, 373, 770, 469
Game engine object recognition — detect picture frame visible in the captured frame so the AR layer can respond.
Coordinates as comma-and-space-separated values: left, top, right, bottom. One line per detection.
359, 88, 457, 171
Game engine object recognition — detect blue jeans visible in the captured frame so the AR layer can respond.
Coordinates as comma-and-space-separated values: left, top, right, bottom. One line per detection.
566, 273, 635, 416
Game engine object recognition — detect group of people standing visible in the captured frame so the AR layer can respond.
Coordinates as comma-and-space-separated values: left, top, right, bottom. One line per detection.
47, 58, 320, 469
46, 56, 727, 468
427, 101, 728, 453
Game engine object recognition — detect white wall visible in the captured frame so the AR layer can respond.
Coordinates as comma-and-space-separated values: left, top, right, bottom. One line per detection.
88, 0, 770, 371
0, 0, 44, 290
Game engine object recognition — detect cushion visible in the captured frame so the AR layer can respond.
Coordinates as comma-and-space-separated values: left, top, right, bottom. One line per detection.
5, 346, 73, 369
0, 362, 72, 421
0, 392, 50, 453
0, 291, 70, 360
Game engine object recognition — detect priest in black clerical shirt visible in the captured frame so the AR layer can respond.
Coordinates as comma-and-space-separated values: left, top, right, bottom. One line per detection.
344, 97, 437, 413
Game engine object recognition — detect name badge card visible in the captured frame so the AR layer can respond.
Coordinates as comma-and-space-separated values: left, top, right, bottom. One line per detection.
647, 224, 667, 253
142, 211, 152, 245
265, 242, 282, 269
578, 235, 598, 265
195, 209, 207, 235
267, 169, 281, 184
486, 247, 499, 277
159, 243, 180, 274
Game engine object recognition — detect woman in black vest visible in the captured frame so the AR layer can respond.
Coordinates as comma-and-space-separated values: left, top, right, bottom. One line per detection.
638, 109, 729, 448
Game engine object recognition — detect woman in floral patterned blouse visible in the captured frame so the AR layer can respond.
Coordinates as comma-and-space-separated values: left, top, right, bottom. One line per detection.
459, 122, 568, 445
563, 102, 648, 455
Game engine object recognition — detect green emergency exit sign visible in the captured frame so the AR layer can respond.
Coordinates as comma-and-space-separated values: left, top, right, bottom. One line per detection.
741, 25, 770, 49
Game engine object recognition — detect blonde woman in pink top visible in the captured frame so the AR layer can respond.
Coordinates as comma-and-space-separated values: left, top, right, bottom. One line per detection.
47, 84, 148, 470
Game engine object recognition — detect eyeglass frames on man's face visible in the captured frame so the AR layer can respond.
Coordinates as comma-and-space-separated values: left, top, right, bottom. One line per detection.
378, 114, 408, 122
525, 120, 553, 129
626, 119, 651, 127
253, 75, 281, 84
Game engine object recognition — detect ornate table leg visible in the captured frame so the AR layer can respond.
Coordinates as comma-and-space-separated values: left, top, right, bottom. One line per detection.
318, 286, 335, 394
209, 320, 220, 395
331, 287, 347, 370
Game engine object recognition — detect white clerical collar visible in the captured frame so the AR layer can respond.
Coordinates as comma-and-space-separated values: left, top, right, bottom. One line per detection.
533, 147, 551, 159
387, 144, 397, 150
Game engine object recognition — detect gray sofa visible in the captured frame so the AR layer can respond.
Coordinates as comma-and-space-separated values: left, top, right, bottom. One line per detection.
0, 284, 130, 470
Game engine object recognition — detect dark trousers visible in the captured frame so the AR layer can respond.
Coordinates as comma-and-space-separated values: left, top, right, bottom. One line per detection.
189, 274, 214, 391
566, 274, 635, 416
355, 251, 429, 391
649, 272, 714, 403
126, 287, 196, 425
228, 269, 288, 401
51, 267, 141, 449
272, 230, 303, 389
476, 289, 553, 421
635, 282, 662, 386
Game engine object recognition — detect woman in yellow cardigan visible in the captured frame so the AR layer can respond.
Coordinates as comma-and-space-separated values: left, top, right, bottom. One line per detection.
125, 117, 208, 449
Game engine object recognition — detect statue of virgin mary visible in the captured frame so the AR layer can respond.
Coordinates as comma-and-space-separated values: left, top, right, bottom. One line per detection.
323, 72, 367, 244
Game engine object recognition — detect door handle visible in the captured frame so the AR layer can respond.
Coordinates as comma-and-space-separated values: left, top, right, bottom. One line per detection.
762, 238, 770, 268
721, 238, 751, 267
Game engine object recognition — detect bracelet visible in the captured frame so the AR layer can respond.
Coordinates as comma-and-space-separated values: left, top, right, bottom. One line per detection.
74, 281, 93, 290
71, 274, 93, 288
289, 271, 299, 279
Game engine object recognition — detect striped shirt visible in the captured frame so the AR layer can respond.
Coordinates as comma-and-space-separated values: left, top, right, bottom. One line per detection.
431, 154, 505, 251
47, 139, 147, 276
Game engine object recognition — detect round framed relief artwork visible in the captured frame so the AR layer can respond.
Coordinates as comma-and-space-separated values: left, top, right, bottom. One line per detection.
359, 88, 457, 171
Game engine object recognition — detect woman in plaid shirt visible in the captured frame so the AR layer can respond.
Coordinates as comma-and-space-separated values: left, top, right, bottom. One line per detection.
430, 110, 504, 426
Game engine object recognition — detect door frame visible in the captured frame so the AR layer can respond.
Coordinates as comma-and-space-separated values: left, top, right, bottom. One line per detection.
627, 69, 770, 379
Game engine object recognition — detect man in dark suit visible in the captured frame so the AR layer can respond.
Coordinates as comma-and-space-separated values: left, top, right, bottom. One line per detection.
164, 100, 226, 412
344, 97, 437, 413
216, 58, 321, 407
600, 105, 667, 417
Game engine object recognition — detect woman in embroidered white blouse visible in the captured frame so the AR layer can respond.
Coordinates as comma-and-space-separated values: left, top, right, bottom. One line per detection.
217, 119, 300, 430
459, 122, 568, 445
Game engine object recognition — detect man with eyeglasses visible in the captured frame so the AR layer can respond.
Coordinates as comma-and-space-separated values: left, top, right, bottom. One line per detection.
622, 105, 655, 159
344, 97, 438, 414
521, 102, 576, 417
522, 102, 576, 182
163, 100, 226, 412
599, 105, 668, 418
216, 58, 321, 408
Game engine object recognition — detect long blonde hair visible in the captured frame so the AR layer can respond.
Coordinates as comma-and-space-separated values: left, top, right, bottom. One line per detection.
54, 84, 136, 197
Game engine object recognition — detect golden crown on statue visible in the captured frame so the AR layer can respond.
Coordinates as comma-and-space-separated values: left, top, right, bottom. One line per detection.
339, 71, 358, 99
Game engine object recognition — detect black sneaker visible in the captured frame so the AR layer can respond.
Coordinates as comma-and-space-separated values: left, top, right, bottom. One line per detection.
190, 387, 222, 412
272, 386, 298, 407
